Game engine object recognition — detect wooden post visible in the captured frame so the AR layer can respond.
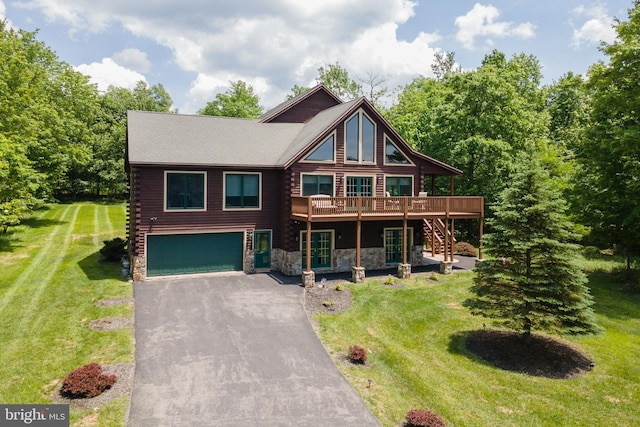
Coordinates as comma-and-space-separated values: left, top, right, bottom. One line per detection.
305, 221, 311, 272
402, 219, 408, 264
431, 219, 436, 257
450, 219, 455, 262
431, 175, 436, 195
444, 218, 449, 262
356, 220, 362, 268
449, 176, 454, 196
478, 217, 484, 260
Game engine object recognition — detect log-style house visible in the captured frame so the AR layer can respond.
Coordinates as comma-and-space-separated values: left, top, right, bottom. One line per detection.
126, 85, 483, 282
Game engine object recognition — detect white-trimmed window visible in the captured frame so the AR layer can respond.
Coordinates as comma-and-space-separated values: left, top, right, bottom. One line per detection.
224, 172, 261, 210
385, 176, 413, 196
301, 174, 334, 196
165, 171, 206, 211
304, 134, 335, 162
345, 111, 376, 163
384, 137, 412, 165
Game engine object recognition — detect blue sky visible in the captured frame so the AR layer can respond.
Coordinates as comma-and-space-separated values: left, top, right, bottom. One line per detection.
0, 1, 631, 113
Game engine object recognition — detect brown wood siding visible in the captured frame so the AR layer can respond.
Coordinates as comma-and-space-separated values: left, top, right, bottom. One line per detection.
131, 166, 284, 257
266, 90, 341, 123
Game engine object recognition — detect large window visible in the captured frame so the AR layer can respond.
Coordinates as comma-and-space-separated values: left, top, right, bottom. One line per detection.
385, 138, 411, 164
302, 175, 334, 196
225, 173, 260, 209
304, 135, 335, 162
165, 172, 206, 210
345, 111, 375, 163
386, 176, 413, 196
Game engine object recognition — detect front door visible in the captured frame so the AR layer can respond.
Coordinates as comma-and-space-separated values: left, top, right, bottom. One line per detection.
385, 228, 412, 264
301, 231, 332, 269
254, 230, 271, 269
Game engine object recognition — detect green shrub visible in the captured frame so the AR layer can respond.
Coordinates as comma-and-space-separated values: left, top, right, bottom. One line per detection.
454, 241, 477, 257
100, 237, 127, 262
322, 300, 336, 308
335, 283, 344, 292
404, 408, 446, 427
384, 275, 395, 285
61, 363, 117, 399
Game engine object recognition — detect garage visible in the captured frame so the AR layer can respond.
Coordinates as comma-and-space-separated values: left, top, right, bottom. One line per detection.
146, 232, 244, 277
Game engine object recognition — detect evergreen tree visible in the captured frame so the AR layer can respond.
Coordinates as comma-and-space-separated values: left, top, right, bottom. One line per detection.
465, 160, 601, 335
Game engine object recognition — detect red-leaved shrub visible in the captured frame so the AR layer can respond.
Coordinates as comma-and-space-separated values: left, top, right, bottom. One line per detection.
404, 408, 446, 427
454, 241, 477, 257
61, 363, 117, 399
348, 345, 368, 364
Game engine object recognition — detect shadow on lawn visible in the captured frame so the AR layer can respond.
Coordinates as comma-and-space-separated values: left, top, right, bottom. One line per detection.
78, 251, 124, 281
588, 272, 640, 320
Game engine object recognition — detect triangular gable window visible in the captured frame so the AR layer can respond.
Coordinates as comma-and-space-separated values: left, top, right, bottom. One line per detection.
304, 135, 335, 162
385, 138, 411, 164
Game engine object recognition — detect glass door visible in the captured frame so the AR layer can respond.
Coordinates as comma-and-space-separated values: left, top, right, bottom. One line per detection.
301, 231, 332, 268
254, 230, 271, 269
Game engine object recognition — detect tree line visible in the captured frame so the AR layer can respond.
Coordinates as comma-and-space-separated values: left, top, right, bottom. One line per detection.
1, 2, 638, 279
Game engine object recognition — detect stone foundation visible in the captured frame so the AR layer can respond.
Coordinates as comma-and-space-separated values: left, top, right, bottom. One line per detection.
440, 261, 454, 275
302, 271, 315, 288
351, 267, 365, 283
132, 255, 146, 281
397, 263, 411, 279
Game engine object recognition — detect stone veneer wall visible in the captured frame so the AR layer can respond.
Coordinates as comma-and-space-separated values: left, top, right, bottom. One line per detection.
272, 246, 427, 276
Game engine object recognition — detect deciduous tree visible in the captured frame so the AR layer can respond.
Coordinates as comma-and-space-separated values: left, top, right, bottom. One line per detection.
199, 80, 263, 118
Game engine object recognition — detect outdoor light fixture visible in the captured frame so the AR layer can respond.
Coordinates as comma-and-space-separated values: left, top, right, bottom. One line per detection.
337, 232, 342, 240
150, 217, 158, 222
368, 378, 372, 388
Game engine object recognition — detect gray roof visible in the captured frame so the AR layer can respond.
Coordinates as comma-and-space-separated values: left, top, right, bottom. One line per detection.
127, 111, 305, 167
127, 100, 359, 168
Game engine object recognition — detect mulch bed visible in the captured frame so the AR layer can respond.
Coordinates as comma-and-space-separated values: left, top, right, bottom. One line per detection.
51, 363, 134, 410
304, 281, 353, 314
88, 317, 133, 331
466, 329, 594, 379
96, 297, 133, 307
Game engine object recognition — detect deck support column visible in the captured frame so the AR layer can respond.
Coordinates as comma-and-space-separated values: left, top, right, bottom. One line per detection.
450, 219, 455, 262
352, 219, 365, 283
305, 221, 312, 273
431, 219, 436, 257
444, 218, 449, 262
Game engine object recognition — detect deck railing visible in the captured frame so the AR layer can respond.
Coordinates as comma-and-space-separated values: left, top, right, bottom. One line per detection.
291, 196, 483, 221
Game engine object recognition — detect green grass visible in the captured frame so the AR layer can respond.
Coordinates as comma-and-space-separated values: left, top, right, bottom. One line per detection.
316, 259, 640, 427
0, 202, 132, 426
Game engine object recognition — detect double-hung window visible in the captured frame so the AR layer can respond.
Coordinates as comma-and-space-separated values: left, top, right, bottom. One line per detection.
225, 173, 260, 209
165, 171, 206, 210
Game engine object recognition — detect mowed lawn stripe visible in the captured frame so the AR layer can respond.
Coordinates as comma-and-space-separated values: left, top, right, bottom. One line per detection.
0, 205, 73, 315
2, 204, 81, 352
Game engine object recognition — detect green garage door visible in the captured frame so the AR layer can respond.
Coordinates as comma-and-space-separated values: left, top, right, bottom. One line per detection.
147, 232, 244, 277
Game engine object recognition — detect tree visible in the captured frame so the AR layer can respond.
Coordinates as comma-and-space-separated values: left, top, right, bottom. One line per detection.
199, 80, 263, 118
573, 1, 640, 277
431, 51, 459, 81
0, 21, 99, 200
0, 135, 43, 233
358, 69, 389, 108
286, 84, 310, 101
316, 62, 362, 101
91, 82, 174, 196
464, 160, 601, 336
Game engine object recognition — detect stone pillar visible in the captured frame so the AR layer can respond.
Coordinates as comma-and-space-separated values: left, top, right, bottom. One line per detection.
439, 261, 453, 275
351, 266, 365, 283
132, 256, 146, 281
302, 271, 315, 288
397, 263, 411, 279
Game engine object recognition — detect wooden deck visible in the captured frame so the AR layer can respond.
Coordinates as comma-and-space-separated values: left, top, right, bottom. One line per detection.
291, 196, 484, 222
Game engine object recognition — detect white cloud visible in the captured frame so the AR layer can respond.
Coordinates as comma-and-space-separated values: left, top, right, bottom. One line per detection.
570, 4, 617, 48
112, 48, 151, 74
455, 3, 535, 49
14, 0, 438, 111
75, 58, 146, 92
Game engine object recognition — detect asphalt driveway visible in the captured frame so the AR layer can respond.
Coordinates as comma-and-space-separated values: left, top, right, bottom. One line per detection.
128, 273, 379, 426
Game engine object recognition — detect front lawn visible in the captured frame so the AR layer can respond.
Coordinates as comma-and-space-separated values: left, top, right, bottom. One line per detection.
0, 202, 132, 426
316, 261, 640, 426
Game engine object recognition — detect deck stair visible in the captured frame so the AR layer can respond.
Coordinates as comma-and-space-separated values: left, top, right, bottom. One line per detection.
424, 218, 456, 254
